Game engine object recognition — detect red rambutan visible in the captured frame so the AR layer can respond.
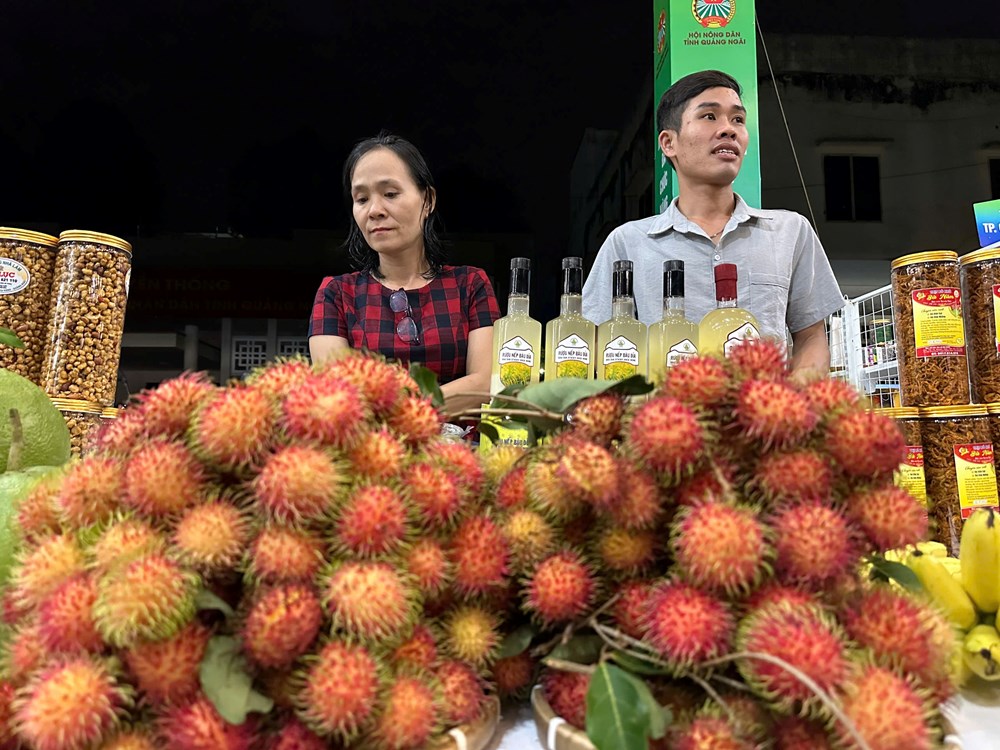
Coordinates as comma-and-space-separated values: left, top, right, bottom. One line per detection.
297, 640, 382, 740
556, 438, 619, 511
625, 396, 706, 478
158, 695, 258, 750
502, 509, 556, 573
12, 532, 86, 610
725, 338, 789, 383
437, 660, 487, 726
348, 427, 407, 481
660, 354, 731, 411
190, 385, 278, 469
752, 450, 832, 506
388, 394, 442, 446
673, 462, 738, 507
172, 499, 251, 573
480, 444, 524, 486
246, 526, 324, 585
403, 461, 464, 529
607, 460, 663, 529
370, 675, 439, 750
334, 483, 410, 557
123, 441, 205, 518
2, 623, 45, 686
244, 356, 312, 403
98, 728, 162, 750
426, 439, 485, 499
611, 579, 656, 639
0, 681, 15, 750
90, 406, 145, 458
87, 518, 165, 574
322, 560, 417, 642
824, 410, 905, 480
450, 515, 510, 597
55, 456, 124, 529
124, 621, 210, 706
736, 379, 817, 449
494, 465, 528, 511
392, 624, 439, 672
404, 538, 451, 596
134, 372, 216, 439
540, 668, 589, 730
37, 575, 102, 654
267, 717, 327, 750
525, 452, 584, 520
801, 377, 862, 422
242, 584, 323, 670
595, 527, 657, 576
524, 551, 596, 626
14, 476, 61, 542
566, 392, 627, 445
742, 582, 817, 613
844, 484, 928, 552
772, 715, 835, 750
771, 501, 859, 586
253, 445, 346, 524
492, 651, 535, 699
641, 581, 734, 671
836, 664, 935, 750
281, 373, 370, 449
321, 353, 406, 417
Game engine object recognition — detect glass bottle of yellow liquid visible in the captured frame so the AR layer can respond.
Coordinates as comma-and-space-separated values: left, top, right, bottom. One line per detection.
544, 257, 595, 381
647, 260, 699, 384
596, 260, 647, 381
491, 257, 543, 393
699, 263, 761, 358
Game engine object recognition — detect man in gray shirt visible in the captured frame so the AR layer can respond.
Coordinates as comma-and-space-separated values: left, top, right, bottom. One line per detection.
582, 70, 843, 378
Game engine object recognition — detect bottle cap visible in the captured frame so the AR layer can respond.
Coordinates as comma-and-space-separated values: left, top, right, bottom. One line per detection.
562, 257, 582, 270
562, 257, 583, 295
510, 257, 531, 270
612, 260, 633, 299
714, 263, 738, 301
663, 260, 684, 298
714, 263, 738, 282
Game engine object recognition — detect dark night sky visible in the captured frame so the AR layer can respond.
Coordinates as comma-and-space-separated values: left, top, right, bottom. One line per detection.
0, 0, 963, 254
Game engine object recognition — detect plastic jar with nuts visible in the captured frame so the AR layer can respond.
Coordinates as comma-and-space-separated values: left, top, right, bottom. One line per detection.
51, 397, 104, 458
959, 247, 1000, 403
873, 406, 926, 508
919, 404, 999, 556
890, 251, 970, 407
0, 227, 59, 384
41, 230, 132, 406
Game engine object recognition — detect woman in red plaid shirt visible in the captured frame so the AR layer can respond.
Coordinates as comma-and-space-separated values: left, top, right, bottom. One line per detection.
308, 134, 500, 412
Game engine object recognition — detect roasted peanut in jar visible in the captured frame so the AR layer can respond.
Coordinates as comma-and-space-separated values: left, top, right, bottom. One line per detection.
919, 404, 999, 556
0, 228, 59, 383
41, 231, 131, 405
873, 406, 926, 507
52, 397, 104, 458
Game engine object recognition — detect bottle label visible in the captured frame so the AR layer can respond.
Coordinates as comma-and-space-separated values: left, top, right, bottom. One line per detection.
723, 322, 760, 357
498, 336, 534, 387
603, 336, 639, 380
0, 257, 30, 295
554, 335, 591, 379
911, 287, 964, 357
898, 445, 927, 507
993, 285, 1000, 354
666, 338, 698, 368
953, 442, 999, 518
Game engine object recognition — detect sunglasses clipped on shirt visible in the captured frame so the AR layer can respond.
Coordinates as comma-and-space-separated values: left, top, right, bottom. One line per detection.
389, 288, 420, 344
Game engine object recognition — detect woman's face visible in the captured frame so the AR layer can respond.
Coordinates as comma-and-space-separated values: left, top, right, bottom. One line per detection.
350, 148, 434, 261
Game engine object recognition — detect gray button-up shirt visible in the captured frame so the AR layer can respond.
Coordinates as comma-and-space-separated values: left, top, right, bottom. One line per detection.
582, 195, 844, 342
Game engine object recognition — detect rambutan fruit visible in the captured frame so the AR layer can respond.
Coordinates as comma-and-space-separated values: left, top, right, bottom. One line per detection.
736, 603, 850, 715
717, 693, 771, 744
392, 624, 439, 672
321, 352, 406, 417
14, 475, 62, 542
242, 584, 323, 670
189, 385, 278, 469
0, 681, 15, 750
449, 515, 510, 597
441, 605, 501, 667
55, 456, 124, 529
37, 575, 102, 654
322, 560, 417, 642
611, 579, 656, 639
94, 553, 200, 647
267, 717, 327, 750
594, 527, 657, 576
157, 695, 258, 750
87, 518, 165, 574
736, 379, 817, 449
172, 499, 251, 573
495, 464, 528, 510
502, 509, 556, 572
123, 441, 204, 518
523, 551, 597, 626
98, 729, 160, 750
403, 461, 464, 529
835, 664, 935, 750
801, 377, 862, 422
841, 585, 957, 702
11, 532, 86, 609
426, 439, 485, 499
752, 450, 832, 506
388, 394, 441, 446
660, 354, 731, 411
540, 668, 589, 730
772, 715, 835, 750
625, 396, 706, 478
281, 373, 370, 449
671, 502, 771, 595
669, 709, 755, 750
492, 651, 535, 699
297, 640, 382, 740
348, 427, 407, 481
124, 621, 210, 706
824, 410, 905, 480
90, 407, 145, 458
369, 675, 439, 750
436, 660, 487, 726
606, 460, 662, 529
556, 438, 618, 511
14, 657, 129, 750
134, 371, 216, 439
404, 538, 451, 596
641, 581, 734, 671
246, 525, 324, 585
844, 484, 928, 552
253, 445, 346, 524
334, 483, 410, 557
480, 444, 524, 486
566, 392, 627, 445
674, 462, 738, 507
725, 338, 789, 383
244, 356, 312, 403
771, 501, 859, 586
525, 452, 583, 519
742, 582, 817, 613
2, 623, 45, 685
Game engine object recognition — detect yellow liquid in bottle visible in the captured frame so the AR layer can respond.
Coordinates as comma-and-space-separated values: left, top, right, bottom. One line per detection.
647, 308, 699, 385
699, 306, 761, 358
544, 295, 595, 380
596, 299, 647, 381
491, 295, 543, 393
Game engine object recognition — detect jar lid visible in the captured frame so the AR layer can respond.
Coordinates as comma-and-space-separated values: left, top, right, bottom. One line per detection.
49, 397, 104, 414
959, 248, 1000, 266
918, 404, 988, 418
986, 402, 1000, 415
873, 407, 920, 419
58, 230, 132, 255
100, 407, 121, 419
0, 227, 58, 247
891, 251, 958, 270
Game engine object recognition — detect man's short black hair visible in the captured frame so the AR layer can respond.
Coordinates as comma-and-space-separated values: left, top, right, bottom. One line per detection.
656, 70, 742, 133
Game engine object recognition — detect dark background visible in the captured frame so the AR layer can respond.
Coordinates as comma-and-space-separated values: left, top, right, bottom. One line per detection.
0, 1, 967, 278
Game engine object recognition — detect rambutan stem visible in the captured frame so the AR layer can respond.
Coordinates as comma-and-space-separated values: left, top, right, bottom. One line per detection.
542, 658, 596, 676
686, 672, 736, 725
447, 407, 564, 422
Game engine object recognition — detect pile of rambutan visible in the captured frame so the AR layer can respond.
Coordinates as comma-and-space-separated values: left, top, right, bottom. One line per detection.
0, 354, 505, 750
495, 340, 959, 750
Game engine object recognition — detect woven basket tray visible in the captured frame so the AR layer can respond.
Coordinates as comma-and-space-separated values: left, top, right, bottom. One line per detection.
428, 696, 501, 750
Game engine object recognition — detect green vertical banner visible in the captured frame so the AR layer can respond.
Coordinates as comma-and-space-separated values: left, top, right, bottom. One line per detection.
653, 0, 760, 212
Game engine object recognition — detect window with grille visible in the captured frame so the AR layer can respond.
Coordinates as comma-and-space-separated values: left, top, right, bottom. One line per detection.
278, 338, 309, 358
231, 338, 269, 375
824, 155, 882, 221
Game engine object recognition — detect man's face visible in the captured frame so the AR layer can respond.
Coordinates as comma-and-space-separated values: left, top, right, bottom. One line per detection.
659, 86, 748, 188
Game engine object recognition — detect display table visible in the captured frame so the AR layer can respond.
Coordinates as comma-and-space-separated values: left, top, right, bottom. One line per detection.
482, 683, 1000, 750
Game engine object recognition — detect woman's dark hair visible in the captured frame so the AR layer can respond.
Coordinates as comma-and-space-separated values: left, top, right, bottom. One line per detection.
656, 70, 742, 134
342, 133, 445, 279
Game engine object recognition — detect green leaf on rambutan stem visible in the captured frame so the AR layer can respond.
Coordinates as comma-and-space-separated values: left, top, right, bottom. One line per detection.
200, 635, 274, 725
867, 555, 924, 593
498, 623, 537, 659
408, 363, 445, 409
608, 650, 672, 677
195, 588, 235, 618
549, 634, 604, 665
586, 663, 669, 750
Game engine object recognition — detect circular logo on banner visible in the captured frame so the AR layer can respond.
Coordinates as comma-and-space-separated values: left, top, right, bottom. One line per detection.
656, 10, 667, 54
692, 0, 736, 28
0, 257, 30, 295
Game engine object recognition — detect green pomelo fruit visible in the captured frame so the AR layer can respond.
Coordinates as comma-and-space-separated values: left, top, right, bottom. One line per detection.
0, 369, 71, 473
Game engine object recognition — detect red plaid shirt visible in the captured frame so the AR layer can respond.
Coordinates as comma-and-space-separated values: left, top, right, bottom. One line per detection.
308, 265, 500, 383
